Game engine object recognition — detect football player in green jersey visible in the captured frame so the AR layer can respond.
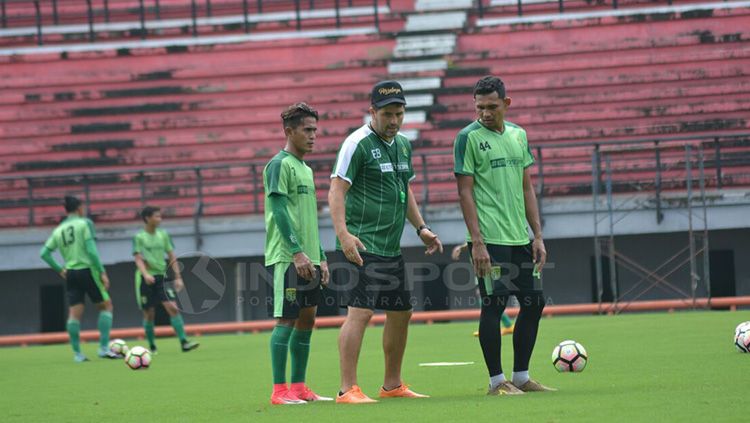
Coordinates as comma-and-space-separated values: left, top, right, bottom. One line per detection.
454, 76, 553, 395
133, 206, 198, 354
265, 103, 331, 405
40, 196, 118, 362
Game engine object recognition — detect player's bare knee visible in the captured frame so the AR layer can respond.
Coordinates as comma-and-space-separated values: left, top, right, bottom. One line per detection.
97, 300, 113, 312
387, 309, 412, 323
347, 307, 374, 325
163, 301, 179, 316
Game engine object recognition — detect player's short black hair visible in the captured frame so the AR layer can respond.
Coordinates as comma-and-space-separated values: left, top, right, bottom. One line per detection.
64, 196, 82, 213
280, 102, 319, 130
141, 205, 161, 223
473, 75, 506, 99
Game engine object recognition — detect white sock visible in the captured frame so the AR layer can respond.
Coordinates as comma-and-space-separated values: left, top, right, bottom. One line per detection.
512, 371, 530, 386
489, 373, 506, 389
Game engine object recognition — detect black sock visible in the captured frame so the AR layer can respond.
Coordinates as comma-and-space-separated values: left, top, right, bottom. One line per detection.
479, 295, 508, 377
513, 293, 546, 372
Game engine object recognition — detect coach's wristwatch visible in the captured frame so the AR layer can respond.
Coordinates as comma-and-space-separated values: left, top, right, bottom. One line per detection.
416, 224, 432, 236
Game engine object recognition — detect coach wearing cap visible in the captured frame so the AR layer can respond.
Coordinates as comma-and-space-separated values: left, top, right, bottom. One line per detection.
329, 80, 443, 403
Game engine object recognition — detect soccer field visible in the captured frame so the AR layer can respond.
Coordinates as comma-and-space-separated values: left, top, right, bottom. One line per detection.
3, 310, 749, 422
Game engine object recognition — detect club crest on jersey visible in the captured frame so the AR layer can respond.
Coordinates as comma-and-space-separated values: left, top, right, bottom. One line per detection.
372, 149, 382, 159
285, 288, 297, 302
490, 266, 503, 281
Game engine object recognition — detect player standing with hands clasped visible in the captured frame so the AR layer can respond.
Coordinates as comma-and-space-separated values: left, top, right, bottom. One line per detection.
453, 76, 554, 395
264, 103, 332, 405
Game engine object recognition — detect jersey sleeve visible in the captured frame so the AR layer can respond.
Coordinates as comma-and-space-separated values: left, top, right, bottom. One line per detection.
83, 219, 96, 241
43, 231, 58, 251
404, 138, 416, 182
132, 233, 143, 256
453, 131, 475, 176
265, 158, 290, 196
331, 138, 364, 184
164, 231, 174, 253
521, 130, 535, 168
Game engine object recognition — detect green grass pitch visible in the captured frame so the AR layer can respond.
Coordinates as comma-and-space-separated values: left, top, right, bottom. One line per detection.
2, 310, 749, 422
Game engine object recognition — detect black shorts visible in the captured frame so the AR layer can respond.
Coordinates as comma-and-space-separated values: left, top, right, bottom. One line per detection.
137, 274, 176, 310
332, 251, 412, 311
266, 263, 322, 319
66, 268, 109, 306
468, 242, 542, 297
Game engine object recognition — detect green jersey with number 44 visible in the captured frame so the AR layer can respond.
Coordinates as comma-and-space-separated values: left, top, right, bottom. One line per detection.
453, 120, 535, 246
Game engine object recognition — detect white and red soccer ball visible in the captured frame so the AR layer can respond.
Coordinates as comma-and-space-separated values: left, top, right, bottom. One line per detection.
125, 346, 152, 370
552, 340, 588, 372
734, 321, 750, 353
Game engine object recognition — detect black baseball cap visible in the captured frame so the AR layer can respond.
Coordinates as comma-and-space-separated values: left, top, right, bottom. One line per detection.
371, 80, 406, 108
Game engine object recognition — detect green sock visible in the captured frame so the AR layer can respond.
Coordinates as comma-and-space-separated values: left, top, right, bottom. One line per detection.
143, 320, 156, 348
501, 313, 513, 328
289, 329, 313, 384
270, 325, 294, 385
97, 311, 113, 350
67, 319, 81, 354
170, 315, 187, 343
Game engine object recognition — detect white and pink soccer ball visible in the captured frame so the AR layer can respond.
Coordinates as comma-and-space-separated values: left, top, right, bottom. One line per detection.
125, 346, 152, 370
734, 321, 750, 353
108, 339, 129, 357
552, 340, 588, 372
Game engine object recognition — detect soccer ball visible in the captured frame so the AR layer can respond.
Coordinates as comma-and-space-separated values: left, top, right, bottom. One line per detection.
734, 321, 750, 339
735, 324, 750, 353
108, 339, 129, 357
552, 340, 588, 372
125, 346, 152, 370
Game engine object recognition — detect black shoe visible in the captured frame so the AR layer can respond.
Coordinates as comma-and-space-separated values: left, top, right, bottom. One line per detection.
181, 340, 199, 352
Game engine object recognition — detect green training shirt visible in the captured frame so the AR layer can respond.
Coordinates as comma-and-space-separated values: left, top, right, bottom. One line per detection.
453, 120, 535, 245
132, 228, 174, 275
331, 124, 415, 257
43, 215, 100, 270
264, 150, 322, 266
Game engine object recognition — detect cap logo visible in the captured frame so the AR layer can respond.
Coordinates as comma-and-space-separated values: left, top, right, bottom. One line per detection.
378, 87, 402, 95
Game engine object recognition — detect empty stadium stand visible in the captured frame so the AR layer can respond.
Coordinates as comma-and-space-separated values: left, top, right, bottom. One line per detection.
0, 0, 748, 227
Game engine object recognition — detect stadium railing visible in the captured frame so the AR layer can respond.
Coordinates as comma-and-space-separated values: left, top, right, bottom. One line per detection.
0, 0, 388, 46
1, 131, 748, 228
474, 0, 683, 18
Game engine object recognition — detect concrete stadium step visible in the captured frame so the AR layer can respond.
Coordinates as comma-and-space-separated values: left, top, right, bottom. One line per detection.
432, 94, 750, 127
451, 43, 750, 79
0, 87, 435, 123
0, 38, 395, 89
443, 57, 750, 93
435, 76, 750, 111
474, 1, 750, 31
